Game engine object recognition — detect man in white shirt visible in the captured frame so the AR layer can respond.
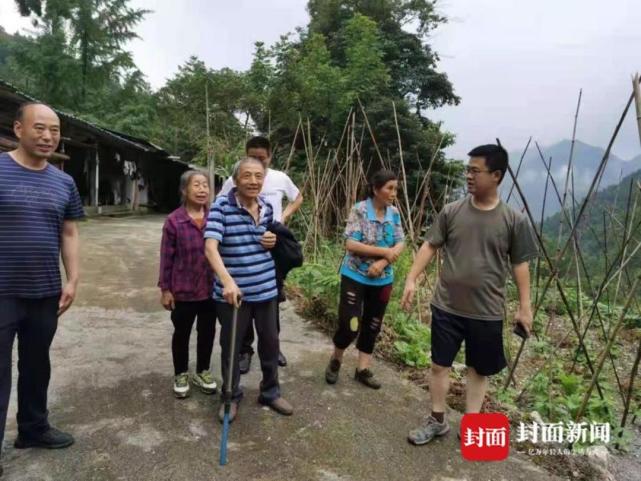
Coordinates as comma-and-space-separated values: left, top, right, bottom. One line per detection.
218, 136, 303, 372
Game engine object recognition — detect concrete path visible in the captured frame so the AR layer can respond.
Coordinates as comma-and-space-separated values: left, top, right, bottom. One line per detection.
1, 216, 564, 481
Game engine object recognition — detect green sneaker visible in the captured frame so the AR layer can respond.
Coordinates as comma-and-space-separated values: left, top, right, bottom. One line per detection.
173, 372, 190, 398
192, 371, 217, 394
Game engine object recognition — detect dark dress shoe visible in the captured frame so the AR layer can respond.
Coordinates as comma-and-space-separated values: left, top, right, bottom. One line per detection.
239, 352, 252, 375
259, 396, 293, 416
278, 351, 287, 367
14, 427, 74, 449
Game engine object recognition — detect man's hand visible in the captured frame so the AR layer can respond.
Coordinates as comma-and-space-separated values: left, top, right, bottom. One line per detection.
400, 279, 416, 311
514, 305, 533, 335
260, 231, 277, 250
58, 282, 77, 316
223, 281, 242, 307
161, 290, 175, 311
367, 259, 387, 278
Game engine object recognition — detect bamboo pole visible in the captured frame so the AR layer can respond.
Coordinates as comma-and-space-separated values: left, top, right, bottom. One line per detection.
616, 335, 641, 448
392, 101, 417, 244
205, 82, 215, 192
534, 155, 552, 308
357, 98, 385, 168
284, 119, 302, 174
557, 89, 583, 249
612, 180, 638, 310
505, 137, 532, 204
633, 73, 641, 147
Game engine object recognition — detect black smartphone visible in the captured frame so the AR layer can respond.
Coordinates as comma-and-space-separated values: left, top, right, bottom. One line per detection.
513, 322, 529, 339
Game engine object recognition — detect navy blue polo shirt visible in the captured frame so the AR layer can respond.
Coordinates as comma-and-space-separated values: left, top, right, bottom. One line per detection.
0, 152, 85, 298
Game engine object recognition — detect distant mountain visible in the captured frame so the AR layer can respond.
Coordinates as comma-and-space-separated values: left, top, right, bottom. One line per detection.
542, 167, 641, 276
501, 140, 638, 219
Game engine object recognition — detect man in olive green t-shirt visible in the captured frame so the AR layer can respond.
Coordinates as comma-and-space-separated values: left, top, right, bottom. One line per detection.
401, 144, 538, 446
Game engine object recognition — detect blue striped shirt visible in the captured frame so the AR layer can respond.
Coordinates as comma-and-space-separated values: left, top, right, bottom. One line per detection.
204, 189, 278, 303
0, 152, 85, 298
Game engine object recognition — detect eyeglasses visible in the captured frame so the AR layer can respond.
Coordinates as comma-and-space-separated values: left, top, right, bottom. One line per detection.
464, 166, 492, 176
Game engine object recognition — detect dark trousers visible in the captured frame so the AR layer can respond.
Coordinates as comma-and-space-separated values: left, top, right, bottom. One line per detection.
332, 276, 392, 355
217, 299, 279, 402
239, 303, 281, 355
170, 299, 217, 376
0, 296, 59, 452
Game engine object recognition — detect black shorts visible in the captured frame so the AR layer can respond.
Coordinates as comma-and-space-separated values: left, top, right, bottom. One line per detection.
430, 305, 507, 376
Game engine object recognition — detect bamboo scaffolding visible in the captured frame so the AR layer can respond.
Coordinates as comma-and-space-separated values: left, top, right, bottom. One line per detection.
575, 273, 641, 420
502, 161, 610, 399
529, 145, 630, 398
513, 88, 638, 378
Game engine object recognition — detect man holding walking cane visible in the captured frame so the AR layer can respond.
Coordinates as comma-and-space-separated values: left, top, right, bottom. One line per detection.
205, 157, 293, 424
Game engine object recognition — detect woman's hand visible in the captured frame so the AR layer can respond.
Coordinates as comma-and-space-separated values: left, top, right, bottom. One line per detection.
384, 244, 403, 263
161, 290, 175, 311
367, 259, 388, 278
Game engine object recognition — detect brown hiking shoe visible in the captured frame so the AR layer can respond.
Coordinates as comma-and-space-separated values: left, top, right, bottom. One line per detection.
354, 368, 382, 389
260, 396, 293, 416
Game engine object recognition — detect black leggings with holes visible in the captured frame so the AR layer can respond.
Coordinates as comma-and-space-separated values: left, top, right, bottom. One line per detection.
332, 275, 393, 355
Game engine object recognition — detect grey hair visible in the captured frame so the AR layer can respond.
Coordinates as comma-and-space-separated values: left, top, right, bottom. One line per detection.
231, 157, 265, 181
179, 169, 209, 204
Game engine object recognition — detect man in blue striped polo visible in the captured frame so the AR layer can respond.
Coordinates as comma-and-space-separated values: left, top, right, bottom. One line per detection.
205, 157, 293, 422
0, 103, 84, 475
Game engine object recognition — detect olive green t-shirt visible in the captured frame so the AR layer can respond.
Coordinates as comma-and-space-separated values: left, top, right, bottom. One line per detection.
425, 196, 539, 321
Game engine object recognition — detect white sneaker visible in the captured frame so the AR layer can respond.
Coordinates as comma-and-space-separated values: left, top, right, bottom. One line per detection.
192, 370, 217, 394
173, 372, 190, 398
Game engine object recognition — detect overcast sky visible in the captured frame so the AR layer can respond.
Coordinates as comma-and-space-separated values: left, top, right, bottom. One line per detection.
1, 0, 640, 160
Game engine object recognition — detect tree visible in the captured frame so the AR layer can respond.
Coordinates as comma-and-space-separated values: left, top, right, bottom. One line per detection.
153, 57, 248, 166
5, 23, 80, 108
242, 1, 462, 209
68, 0, 149, 103
11, 0, 149, 106
307, 0, 459, 114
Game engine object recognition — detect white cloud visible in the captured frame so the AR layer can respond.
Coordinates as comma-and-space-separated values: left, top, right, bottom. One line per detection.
1, 0, 639, 160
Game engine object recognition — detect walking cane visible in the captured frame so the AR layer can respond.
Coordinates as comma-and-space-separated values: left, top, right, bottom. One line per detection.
220, 296, 240, 466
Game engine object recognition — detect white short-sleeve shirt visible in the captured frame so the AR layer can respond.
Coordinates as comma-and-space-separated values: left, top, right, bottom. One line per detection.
218, 168, 300, 222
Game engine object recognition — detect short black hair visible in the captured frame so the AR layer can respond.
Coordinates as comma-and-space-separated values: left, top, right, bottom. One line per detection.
367, 169, 397, 198
245, 136, 271, 154
467, 144, 508, 184
15, 101, 53, 122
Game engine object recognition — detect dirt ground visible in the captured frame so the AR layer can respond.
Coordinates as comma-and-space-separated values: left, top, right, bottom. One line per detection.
1, 215, 566, 481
